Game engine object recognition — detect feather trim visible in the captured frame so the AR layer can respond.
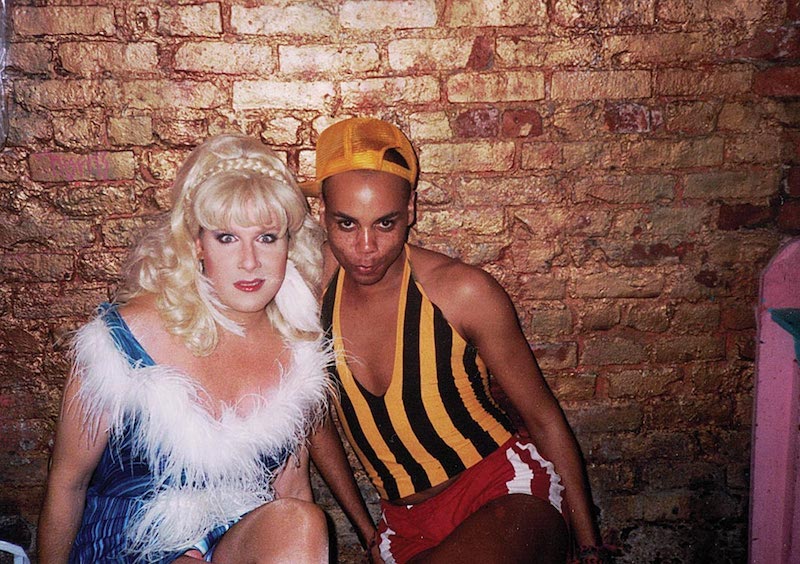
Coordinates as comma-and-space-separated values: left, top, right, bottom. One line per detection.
195, 273, 245, 338
275, 259, 322, 333
71, 313, 332, 558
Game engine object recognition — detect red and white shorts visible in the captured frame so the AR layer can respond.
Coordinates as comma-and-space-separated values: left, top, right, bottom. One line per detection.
375, 435, 565, 564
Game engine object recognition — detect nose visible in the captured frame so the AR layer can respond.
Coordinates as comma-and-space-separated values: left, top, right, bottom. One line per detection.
356, 227, 376, 254
238, 242, 261, 271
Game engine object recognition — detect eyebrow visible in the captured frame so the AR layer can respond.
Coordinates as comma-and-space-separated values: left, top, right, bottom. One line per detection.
331, 211, 402, 224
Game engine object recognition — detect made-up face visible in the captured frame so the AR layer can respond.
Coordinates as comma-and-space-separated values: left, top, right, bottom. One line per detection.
195, 222, 289, 323
321, 170, 414, 287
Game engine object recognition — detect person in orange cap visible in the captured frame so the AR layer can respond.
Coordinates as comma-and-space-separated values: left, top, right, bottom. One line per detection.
306, 117, 608, 564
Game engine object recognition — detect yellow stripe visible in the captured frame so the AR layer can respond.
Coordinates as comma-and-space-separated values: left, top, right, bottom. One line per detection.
469, 351, 515, 445
383, 257, 441, 489
332, 270, 390, 497
449, 335, 512, 447
417, 284, 481, 472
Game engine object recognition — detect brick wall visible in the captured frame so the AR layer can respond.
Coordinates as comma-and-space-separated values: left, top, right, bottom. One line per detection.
1, 1, 798, 561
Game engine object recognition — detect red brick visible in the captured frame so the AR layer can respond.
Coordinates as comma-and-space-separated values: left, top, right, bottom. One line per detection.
582, 334, 649, 365
665, 100, 715, 133
777, 199, 800, 233
13, 6, 115, 36
0, 253, 73, 283
0, 325, 44, 354
605, 102, 659, 133
532, 342, 578, 371
657, 67, 752, 96
467, 36, 494, 70
653, 335, 726, 363
453, 108, 501, 138
624, 303, 671, 332
730, 26, 800, 61
565, 403, 644, 434
720, 303, 756, 331
788, 167, 800, 197
553, 70, 650, 100
29, 151, 135, 182
601, 0, 655, 26
646, 398, 732, 429
607, 368, 680, 399
790, 0, 800, 19
574, 271, 665, 298
624, 242, 691, 266
552, 0, 600, 27
656, 0, 709, 22
502, 109, 543, 137
718, 203, 778, 230
754, 66, 800, 97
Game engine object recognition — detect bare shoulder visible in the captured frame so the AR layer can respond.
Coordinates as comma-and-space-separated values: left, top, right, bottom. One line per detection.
117, 295, 170, 346
408, 246, 510, 316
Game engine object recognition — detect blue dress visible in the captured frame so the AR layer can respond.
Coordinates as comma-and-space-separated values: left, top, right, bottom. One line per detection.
67, 304, 330, 563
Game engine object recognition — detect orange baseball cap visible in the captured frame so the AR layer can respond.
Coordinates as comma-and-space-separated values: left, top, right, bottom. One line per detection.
300, 117, 418, 197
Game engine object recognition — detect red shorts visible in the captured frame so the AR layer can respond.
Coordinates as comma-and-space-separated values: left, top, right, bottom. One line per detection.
375, 435, 565, 564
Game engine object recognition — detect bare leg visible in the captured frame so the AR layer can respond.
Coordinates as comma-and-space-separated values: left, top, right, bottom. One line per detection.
211, 498, 328, 564
174, 553, 203, 563
409, 494, 568, 564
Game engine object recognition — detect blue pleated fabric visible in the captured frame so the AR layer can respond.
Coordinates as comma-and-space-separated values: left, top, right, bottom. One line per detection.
68, 304, 232, 564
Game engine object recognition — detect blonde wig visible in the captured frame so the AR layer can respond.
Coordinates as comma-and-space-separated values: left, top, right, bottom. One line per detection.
117, 134, 323, 355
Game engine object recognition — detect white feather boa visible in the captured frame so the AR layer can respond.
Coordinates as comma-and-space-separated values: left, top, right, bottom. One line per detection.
71, 312, 332, 559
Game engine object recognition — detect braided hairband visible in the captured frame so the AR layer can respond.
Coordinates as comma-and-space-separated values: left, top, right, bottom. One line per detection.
194, 157, 285, 188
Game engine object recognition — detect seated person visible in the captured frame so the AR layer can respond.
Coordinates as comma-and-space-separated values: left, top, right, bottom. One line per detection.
38, 134, 332, 563
306, 118, 608, 563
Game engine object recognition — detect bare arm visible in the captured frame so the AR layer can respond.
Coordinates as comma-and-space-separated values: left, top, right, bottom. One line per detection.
308, 414, 376, 548
453, 267, 602, 548
38, 375, 107, 564
273, 445, 313, 502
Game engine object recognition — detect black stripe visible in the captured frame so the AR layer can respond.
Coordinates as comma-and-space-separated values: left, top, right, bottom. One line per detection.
432, 303, 499, 459
337, 384, 400, 500
320, 269, 338, 336
321, 270, 400, 498
463, 345, 517, 443
403, 281, 465, 479
353, 375, 430, 495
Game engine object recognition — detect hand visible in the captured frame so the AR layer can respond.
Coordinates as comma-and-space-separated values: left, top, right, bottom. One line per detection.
366, 535, 383, 564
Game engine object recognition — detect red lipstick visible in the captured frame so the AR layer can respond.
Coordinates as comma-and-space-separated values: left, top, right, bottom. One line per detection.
234, 279, 265, 292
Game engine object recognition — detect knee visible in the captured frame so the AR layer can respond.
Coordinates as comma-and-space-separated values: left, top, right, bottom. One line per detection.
269, 497, 328, 539
264, 498, 328, 557
213, 499, 329, 563
236, 498, 329, 563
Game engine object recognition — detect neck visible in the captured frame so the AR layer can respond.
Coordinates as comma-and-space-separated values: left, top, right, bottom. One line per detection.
223, 309, 274, 337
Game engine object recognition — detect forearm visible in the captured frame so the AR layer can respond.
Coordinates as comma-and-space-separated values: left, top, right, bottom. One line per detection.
528, 417, 601, 547
273, 445, 315, 502
309, 417, 375, 546
38, 484, 86, 563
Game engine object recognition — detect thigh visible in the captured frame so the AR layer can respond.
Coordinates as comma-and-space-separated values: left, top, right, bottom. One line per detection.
411, 494, 568, 564
211, 498, 328, 564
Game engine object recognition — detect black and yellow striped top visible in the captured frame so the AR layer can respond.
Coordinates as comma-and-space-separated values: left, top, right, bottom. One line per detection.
321, 250, 515, 500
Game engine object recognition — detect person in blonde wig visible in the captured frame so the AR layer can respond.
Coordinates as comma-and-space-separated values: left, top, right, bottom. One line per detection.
38, 134, 337, 563
120, 134, 324, 355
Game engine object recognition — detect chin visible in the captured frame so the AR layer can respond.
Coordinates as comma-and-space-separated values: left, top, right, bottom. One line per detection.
350, 272, 386, 286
